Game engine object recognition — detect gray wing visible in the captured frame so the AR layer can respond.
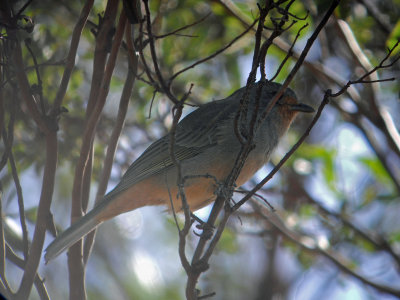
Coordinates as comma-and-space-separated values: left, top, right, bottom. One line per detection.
104, 96, 239, 200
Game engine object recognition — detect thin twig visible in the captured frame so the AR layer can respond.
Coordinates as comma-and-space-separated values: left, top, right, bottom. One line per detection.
186, 5, 270, 299
6, 243, 49, 300
16, 0, 34, 17
67, 3, 121, 299
143, 0, 177, 103
235, 189, 275, 211
233, 90, 331, 211
169, 85, 194, 274
185, 2, 343, 297
25, 39, 45, 115
0, 279, 11, 300
8, 150, 29, 260
259, 1, 300, 78
16, 130, 58, 300
0, 191, 12, 298
235, 40, 397, 211
270, 23, 308, 81
234, 0, 339, 212
150, 13, 210, 39
260, 0, 340, 124
147, 89, 157, 119
311, 195, 400, 267
0, 83, 19, 174
1, 6, 59, 297
7, 31, 50, 135
83, 21, 138, 265
253, 201, 400, 298
330, 40, 400, 97
169, 18, 258, 85
54, 0, 94, 110
138, 19, 156, 85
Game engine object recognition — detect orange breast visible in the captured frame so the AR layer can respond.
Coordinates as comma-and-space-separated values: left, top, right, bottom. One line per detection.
95, 151, 265, 221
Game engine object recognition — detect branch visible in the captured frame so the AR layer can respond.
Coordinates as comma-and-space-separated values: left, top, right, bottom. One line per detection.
138, 19, 157, 86
328, 35, 400, 158
79, 1, 120, 217
185, 12, 266, 293
0, 87, 16, 172
2, 90, 29, 259
282, 168, 400, 269
25, 39, 45, 115
8, 150, 29, 260
329, 40, 400, 97
150, 13, 210, 39
143, 0, 178, 103
0, 194, 12, 299
53, 0, 94, 109
7, 31, 50, 135
185, 2, 340, 297
233, 4, 270, 147
16, 131, 58, 299
259, 0, 340, 123
252, 201, 400, 298
67, 2, 122, 299
185, 3, 280, 298
233, 89, 330, 210
169, 18, 258, 85
169, 86, 194, 275
259, 1, 301, 79
0, 4, 59, 298
234, 0, 341, 209
5, 243, 49, 300
83, 21, 139, 265
312, 195, 400, 268
270, 23, 308, 81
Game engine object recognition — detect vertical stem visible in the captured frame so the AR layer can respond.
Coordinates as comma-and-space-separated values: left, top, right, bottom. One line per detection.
54, 0, 94, 110
0, 188, 11, 299
68, 8, 126, 300
16, 132, 58, 300
83, 21, 139, 264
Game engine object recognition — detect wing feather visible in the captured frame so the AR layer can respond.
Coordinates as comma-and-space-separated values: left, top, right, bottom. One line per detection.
105, 96, 238, 199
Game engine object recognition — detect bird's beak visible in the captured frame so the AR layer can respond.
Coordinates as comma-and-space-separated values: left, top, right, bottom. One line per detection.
289, 103, 315, 113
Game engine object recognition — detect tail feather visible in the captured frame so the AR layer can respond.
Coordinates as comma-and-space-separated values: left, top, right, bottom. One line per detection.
44, 203, 106, 263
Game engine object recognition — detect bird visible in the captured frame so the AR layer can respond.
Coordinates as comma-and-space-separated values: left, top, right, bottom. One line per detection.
44, 81, 314, 262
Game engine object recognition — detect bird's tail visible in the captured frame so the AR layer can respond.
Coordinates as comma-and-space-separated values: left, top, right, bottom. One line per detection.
44, 201, 108, 263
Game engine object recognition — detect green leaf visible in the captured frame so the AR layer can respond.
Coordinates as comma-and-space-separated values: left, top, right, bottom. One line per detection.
386, 20, 400, 55
358, 157, 392, 187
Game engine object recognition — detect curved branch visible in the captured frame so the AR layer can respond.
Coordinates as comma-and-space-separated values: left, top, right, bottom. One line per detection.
8, 35, 50, 135
16, 131, 58, 300
83, 22, 139, 265
169, 19, 258, 85
68, 4, 124, 299
54, 0, 94, 109
253, 201, 400, 298
143, 0, 177, 103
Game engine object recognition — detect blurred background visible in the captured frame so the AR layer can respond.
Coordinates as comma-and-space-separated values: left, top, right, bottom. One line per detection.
1, 0, 400, 299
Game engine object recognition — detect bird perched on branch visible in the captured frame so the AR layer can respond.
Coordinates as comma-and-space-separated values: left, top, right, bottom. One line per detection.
45, 81, 314, 262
